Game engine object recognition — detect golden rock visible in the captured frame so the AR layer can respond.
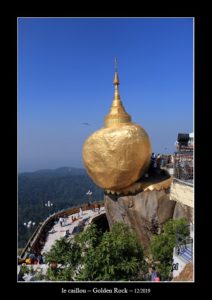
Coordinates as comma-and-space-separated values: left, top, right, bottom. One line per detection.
82, 67, 152, 192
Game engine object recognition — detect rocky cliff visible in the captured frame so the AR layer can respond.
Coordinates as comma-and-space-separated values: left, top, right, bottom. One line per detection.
104, 174, 194, 249
173, 202, 193, 223
104, 189, 176, 249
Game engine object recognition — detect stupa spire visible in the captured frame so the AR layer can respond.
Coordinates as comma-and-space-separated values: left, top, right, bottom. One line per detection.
104, 59, 131, 127
113, 58, 120, 100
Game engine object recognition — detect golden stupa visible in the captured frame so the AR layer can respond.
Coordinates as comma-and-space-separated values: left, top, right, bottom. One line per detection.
83, 61, 152, 192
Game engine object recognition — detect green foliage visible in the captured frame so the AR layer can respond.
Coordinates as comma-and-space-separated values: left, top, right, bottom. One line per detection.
78, 222, 145, 281
150, 218, 190, 280
75, 223, 102, 250
19, 264, 29, 275
45, 237, 72, 265
33, 269, 46, 281
46, 266, 75, 281
163, 218, 190, 241
44, 237, 81, 281
45, 237, 81, 266
46, 266, 61, 281
44, 222, 146, 281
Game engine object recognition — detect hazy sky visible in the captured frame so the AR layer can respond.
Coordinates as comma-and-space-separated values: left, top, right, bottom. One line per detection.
18, 17, 193, 172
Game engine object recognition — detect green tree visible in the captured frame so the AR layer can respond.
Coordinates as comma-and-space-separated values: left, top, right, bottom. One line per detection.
150, 218, 190, 280
44, 222, 146, 281
45, 237, 81, 281
76, 222, 146, 281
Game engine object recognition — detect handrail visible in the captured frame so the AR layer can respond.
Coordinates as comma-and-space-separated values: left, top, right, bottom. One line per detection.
20, 223, 43, 258
172, 177, 193, 187
20, 201, 104, 259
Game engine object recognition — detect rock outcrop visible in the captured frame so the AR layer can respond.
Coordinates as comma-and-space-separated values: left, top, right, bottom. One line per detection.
104, 189, 176, 249
173, 202, 194, 223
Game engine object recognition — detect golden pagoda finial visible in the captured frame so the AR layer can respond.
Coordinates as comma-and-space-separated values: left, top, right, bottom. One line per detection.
114, 57, 118, 72
113, 57, 120, 95
104, 59, 131, 127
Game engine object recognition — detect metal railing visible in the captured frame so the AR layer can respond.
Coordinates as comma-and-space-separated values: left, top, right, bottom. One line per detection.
173, 177, 193, 187
175, 224, 193, 255
174, 161, 193, 182
20, 222, 43, 258
20, 201, 104, 259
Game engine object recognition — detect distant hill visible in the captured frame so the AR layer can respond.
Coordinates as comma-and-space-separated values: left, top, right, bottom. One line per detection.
18, 167, 103, 248
19, 167, 86, 177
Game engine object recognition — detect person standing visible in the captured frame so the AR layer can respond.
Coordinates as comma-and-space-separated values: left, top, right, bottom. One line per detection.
59, 217, 63, 227
150, 153, 157, 174
79, 207, 83, 217
156, 154, 161, 169
151, 267, 158, 281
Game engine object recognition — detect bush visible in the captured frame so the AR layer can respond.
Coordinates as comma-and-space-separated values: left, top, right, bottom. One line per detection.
77, 222, 146, 281
45, 222, 146, 281
150, 218, 190, 280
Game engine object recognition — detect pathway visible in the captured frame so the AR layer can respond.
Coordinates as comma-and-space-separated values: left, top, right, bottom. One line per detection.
41, 207, 105, 254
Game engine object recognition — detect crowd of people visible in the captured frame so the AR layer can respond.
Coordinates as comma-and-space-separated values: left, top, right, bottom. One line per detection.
150, 153, 174, 170
87, 202, 101, 213
57, 212, 82, 228
18, 204, 103, 268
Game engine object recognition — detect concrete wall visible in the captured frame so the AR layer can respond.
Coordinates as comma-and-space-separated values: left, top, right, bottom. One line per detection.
170, 180, 193, 208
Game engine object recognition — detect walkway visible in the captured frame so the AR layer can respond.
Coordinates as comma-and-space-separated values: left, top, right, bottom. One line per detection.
41, 207, 105, 254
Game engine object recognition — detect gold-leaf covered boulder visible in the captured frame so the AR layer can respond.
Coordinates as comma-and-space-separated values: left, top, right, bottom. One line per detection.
82, 69, 152, 192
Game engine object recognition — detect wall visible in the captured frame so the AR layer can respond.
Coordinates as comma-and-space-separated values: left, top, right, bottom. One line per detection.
170, 180, 193, 208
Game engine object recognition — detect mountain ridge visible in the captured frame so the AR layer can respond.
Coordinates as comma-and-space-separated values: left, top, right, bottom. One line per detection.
19, 166, 86, 177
